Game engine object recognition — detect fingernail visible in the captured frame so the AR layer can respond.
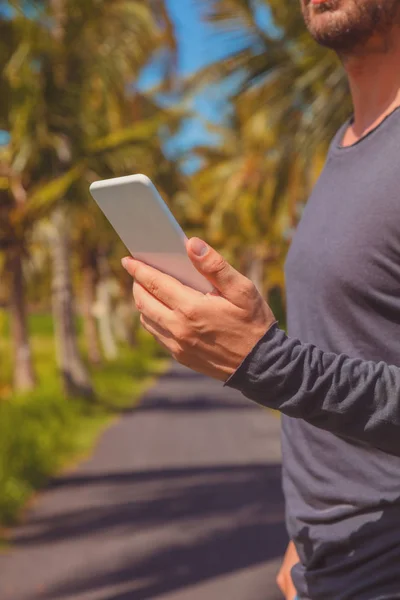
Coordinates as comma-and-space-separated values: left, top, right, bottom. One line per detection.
121, 257, 130, 269
190, 238, 208, 257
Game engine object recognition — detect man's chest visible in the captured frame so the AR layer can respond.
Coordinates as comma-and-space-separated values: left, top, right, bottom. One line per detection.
285, 157, 400, 306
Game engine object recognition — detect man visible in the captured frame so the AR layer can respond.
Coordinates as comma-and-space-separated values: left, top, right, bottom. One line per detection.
122, 0, 400, 597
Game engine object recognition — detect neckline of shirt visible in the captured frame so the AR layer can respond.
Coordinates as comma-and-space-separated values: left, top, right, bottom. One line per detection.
330, 104, 400, 156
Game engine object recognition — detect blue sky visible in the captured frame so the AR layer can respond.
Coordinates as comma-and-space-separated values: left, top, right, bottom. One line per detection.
165, 0, 232, 78
139, 0, 239, 164
138, 0, 275, 169
1, 1, 274, 159
1, 0, 230, 151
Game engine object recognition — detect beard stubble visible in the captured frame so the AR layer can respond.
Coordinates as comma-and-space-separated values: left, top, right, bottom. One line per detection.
301, 0, 400, 54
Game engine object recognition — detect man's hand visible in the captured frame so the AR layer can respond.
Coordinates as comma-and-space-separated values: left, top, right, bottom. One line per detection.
121, 237, 276, 382
276, 541, 299, 600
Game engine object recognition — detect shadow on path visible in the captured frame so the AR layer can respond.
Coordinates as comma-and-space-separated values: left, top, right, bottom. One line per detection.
0, 363, 286, 600
100, 365, 261, 415
36, 463, 286, 599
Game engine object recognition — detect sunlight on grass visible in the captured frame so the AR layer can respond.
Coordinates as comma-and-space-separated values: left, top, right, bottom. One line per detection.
0, 310, 169, 528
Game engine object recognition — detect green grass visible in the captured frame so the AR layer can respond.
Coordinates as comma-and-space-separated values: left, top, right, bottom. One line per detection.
0, 310, 168, 528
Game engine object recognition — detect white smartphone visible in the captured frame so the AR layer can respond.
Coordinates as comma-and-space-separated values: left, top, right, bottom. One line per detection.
89, 174, 213, 294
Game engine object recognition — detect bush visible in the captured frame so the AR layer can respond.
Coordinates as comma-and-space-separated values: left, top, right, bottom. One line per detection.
0, 321, 168, 527
0, 393, 85, 523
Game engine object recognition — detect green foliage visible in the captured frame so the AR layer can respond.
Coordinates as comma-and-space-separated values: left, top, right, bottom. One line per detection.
0, 0, 349, 527
24, 167, 83, 222
0, 391, 88, 523
0, 311, 82, 343
0, 0, 177, 526
186, 0, 353, 297
88, 117, 172, 155
0, 319, 168, 527
28, 313, 56, 337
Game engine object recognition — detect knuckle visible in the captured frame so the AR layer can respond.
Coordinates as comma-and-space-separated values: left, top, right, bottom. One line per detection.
174, 324, 190, 343
209, 257, 227, 275
181, 302, 198, 322
242, 278, 257, 298
147, 276, 159, 297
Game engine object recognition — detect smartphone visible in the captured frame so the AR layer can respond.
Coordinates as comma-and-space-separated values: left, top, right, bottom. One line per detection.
89, 174, 213, 294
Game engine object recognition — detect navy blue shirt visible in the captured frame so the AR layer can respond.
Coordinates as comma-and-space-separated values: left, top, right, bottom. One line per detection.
226, 107, 400, 599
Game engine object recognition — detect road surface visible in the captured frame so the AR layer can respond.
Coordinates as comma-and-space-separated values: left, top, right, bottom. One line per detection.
0, 362, 288, 600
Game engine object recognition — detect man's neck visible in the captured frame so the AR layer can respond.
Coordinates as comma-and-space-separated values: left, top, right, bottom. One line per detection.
341, 31, 400, 145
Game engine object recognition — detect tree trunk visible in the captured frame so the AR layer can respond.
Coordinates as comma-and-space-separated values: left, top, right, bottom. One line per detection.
50, 206, 94, 398
94, 254, 118, 361
8, 248, 37, 392
113, 300, 137, 347
81, 251, 102, 366
116, 277, 138, 348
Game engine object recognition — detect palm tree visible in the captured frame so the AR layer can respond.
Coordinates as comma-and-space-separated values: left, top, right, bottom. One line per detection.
191, 93, 296, 297
0, 177, 37, 392
0, 14, 36, 391
44, 0, 179, 396
3, 0, 180, 396
185, 0, 353, 304
0, 10, 83, 391
194, 0, 352, 200
0, 152, 82, 391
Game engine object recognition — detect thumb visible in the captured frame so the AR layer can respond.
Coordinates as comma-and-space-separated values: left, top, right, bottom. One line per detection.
186, 237, 254, 307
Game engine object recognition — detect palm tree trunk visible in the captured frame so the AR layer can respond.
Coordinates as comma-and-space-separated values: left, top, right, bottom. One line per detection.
81, 251, 102, 366
118, 277, 138, 348
50, 206, 93, 398
113, 300, 138, 347
94, 254, 118, 361
8, 249, 36, 392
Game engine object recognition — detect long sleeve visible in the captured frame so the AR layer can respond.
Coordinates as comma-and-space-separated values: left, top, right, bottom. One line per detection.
224, 323, 400, 456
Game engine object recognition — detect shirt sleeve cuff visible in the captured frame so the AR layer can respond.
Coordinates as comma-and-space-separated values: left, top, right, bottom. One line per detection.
223, 322, 285, 389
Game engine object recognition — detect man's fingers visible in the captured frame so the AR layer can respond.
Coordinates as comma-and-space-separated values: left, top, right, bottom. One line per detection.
133, 282, 175, 328
186, 238, 257, 309
122, 257, 200, 309
140, 314, 179, 355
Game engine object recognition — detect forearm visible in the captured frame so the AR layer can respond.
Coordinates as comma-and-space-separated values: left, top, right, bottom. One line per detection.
225, 324, 400, 456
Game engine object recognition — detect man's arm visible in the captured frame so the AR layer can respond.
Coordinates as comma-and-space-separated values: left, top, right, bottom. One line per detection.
122, 238, 400, 456
225, 323, 400, 456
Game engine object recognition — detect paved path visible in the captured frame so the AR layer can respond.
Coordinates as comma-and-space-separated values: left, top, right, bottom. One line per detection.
0, 363, 288, 600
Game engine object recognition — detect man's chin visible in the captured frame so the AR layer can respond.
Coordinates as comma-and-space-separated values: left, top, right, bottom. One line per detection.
305, 20, 347, 50
303, 1, 344, 40
302, 0, 400, 53
304, 6, 368, 51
